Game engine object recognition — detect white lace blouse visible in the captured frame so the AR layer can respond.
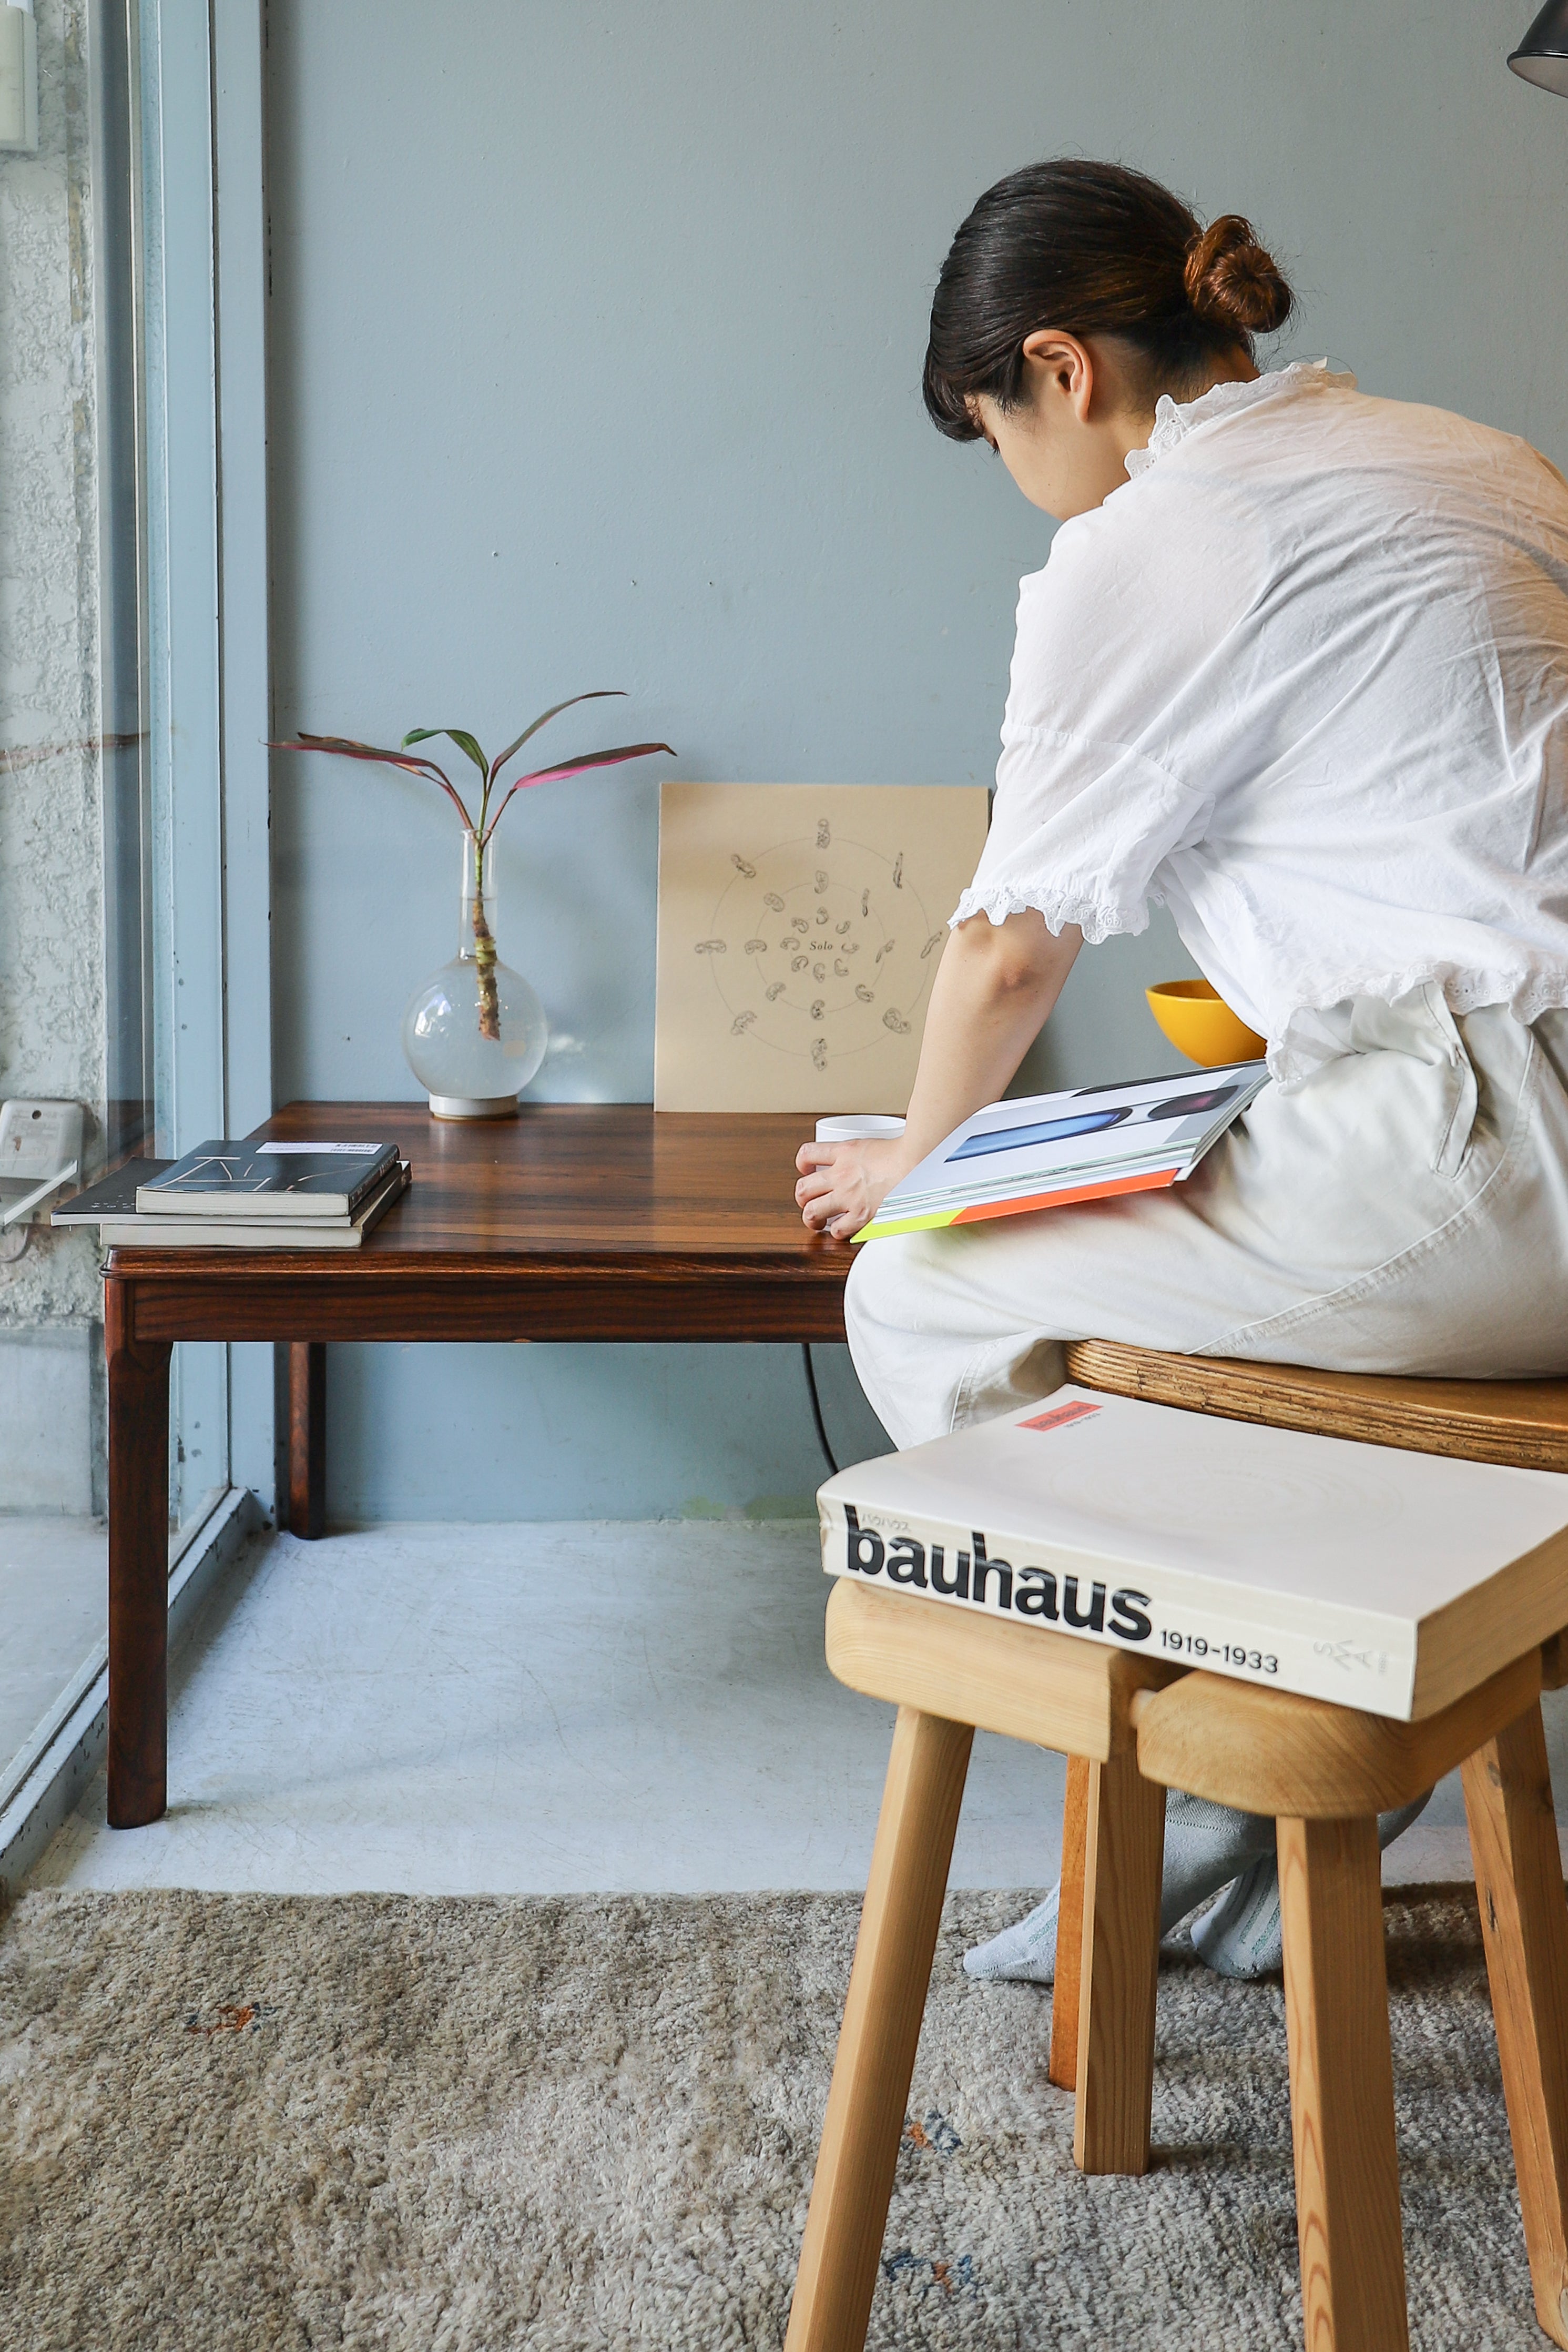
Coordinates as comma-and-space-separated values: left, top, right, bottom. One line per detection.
954, 362, 1568, 1082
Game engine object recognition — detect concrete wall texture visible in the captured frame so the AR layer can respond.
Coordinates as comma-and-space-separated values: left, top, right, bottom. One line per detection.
0, 0, 105, 1513
264, 1, 1568, 1522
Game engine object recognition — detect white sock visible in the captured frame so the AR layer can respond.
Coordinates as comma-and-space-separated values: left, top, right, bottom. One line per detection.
1190, 1789, 1435, 1981
962, 1879, 1064, 1986
963, 1791, 1277, 1985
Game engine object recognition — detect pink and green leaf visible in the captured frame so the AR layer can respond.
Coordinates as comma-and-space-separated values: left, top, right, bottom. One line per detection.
486, 690, 626, 786
271, 733, 475, 829
482, 739, 675, 840
275, 715, 675, 848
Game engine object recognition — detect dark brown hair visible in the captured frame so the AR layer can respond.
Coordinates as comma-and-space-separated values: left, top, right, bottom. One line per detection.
923, 158, 1295, 441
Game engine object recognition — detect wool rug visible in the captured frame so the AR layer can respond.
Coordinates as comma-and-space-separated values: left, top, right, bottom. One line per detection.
0, 1885, 1543, 2350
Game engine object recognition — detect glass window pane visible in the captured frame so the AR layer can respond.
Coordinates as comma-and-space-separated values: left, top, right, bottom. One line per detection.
0, 0, 151, 1797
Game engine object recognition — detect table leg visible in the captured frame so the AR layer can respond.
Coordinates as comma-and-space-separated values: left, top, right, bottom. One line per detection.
287, 1341, 326, 1539
105, 1279, 173, 1829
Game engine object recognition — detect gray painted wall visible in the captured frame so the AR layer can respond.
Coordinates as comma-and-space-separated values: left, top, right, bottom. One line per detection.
266, 0, 1568, 1522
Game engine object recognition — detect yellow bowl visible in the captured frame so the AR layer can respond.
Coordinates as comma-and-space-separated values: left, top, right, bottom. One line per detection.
1146, 979, 1266, 1068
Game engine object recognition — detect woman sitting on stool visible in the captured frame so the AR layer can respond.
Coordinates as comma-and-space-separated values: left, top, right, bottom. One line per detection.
796, 158, 1568, 1982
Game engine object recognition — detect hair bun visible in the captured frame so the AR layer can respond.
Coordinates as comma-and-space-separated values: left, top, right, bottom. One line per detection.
1183, 215, 1294, 337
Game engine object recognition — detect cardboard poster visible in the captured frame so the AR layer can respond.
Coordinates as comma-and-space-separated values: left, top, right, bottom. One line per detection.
654, 783, 991, 1112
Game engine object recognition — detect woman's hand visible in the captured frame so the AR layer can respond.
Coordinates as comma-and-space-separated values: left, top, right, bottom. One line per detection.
791, 909, 1084, 1240
794, 1137, 913, 1241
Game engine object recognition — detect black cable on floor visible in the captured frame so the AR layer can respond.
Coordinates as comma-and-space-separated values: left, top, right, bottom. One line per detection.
801, 1342, 841, 1476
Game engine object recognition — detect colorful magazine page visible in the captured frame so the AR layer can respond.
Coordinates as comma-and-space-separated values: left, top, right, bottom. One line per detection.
854, 1063, 1268, 1240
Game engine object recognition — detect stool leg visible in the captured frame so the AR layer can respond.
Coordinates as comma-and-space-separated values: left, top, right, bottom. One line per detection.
1462, 1703, 1568, 2349
1049, 1754, 1092, 2092
785, 1705, 973, 2352
1278, 1815, 1409, 2352
1073, 1750, 1164, 2175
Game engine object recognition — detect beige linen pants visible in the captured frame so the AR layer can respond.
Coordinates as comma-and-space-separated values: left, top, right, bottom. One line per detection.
847, 987, 1568, 1451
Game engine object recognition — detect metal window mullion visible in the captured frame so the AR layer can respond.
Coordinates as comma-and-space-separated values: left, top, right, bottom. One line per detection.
137, 0, 229, 1518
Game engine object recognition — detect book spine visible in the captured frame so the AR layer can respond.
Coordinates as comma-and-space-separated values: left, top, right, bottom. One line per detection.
134, 1189, 358, 1217
818, 1495, 1417, 1718
99, 1222, 361, 1248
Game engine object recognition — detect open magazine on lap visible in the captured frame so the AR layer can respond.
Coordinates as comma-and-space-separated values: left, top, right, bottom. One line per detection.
853, 1062, 1269, 1241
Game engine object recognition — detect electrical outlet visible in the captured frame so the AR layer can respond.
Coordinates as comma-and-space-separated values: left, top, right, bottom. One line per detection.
0, 1100, 83, 1180
0, 1100, 83, 1227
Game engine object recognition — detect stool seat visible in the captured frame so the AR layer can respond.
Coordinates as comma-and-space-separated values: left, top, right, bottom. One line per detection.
1065, 1339, 1568, 1472
1134, 1648, 1542, 1816
826, 1577, 1179, 1759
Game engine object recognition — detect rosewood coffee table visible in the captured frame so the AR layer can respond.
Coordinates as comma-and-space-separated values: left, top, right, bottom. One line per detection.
103, 1102, 850, 1829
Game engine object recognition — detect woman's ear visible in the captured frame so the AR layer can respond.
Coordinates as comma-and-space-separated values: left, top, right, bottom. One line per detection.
1019, 329, 1095, 422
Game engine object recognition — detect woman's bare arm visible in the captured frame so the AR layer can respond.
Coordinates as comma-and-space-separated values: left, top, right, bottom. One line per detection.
795, 908, 1081, 1238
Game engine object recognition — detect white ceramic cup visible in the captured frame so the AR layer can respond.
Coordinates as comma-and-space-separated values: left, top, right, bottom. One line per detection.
813, 1114, 907, 1142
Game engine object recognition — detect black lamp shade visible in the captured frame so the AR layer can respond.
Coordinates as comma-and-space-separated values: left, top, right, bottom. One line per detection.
1511, 0, 1568, 93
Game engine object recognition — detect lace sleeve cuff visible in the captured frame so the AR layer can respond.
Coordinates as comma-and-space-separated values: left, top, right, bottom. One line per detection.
949, 881, 1154, 944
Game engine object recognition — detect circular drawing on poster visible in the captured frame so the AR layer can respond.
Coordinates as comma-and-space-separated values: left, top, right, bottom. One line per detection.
694, 821, 946, 1070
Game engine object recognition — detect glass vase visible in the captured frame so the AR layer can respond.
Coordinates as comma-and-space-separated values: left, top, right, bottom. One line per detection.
401, 832, 548, 1117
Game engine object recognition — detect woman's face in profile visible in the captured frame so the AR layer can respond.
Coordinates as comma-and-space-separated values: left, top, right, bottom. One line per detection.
970, 335, 1149, 524
971, 389, 1080, 520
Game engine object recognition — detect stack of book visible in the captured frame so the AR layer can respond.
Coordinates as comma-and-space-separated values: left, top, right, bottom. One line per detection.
53, 1139, 409, 1249
854, 1062, 1269, 1241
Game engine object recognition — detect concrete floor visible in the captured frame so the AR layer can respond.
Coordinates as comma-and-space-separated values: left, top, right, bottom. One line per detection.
0, 1515, 106, 1789
34, 1519, 1051, 1894
30, 1517, 1568, 1897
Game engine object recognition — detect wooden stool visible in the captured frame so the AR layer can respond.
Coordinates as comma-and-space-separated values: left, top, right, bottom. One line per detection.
783, 1350, 1568, 2352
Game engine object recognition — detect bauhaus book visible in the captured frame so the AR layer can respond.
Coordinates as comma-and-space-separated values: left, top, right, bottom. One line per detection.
817, 1387, 1568, 1720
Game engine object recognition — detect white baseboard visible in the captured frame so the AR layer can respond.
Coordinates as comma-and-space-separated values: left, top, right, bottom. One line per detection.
0, 1487, 264, 1902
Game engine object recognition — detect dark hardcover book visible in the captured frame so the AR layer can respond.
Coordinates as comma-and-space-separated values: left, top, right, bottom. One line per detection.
98, 1161, 410, 1248
136, 1139, 399, 1219
52, 1161, 174, 1223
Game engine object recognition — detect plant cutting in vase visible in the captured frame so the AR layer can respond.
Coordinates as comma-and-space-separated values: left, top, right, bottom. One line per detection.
274, 693, 673, 1115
